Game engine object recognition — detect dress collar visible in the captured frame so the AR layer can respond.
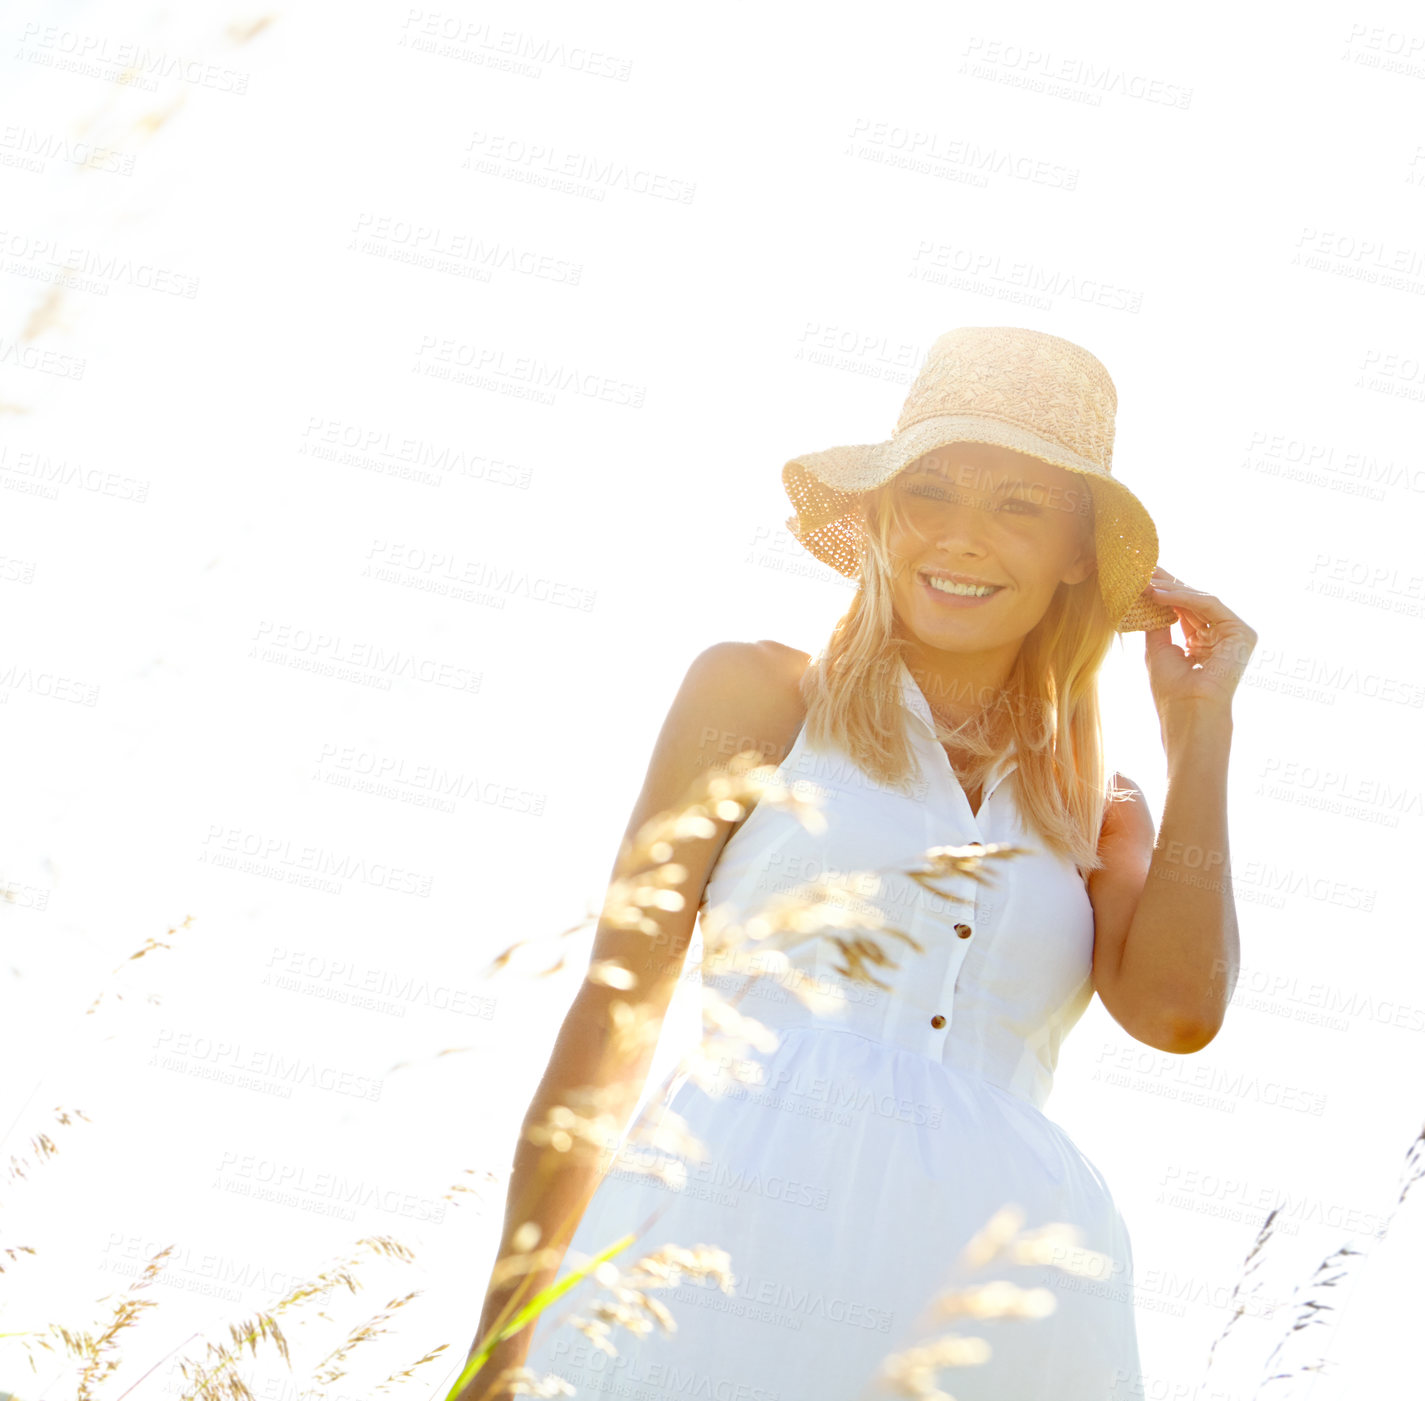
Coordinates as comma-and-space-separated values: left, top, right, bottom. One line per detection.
898, 658, 1019, 799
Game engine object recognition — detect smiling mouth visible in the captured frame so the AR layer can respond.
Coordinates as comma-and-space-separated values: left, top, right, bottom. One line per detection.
920, 572, 1005, 599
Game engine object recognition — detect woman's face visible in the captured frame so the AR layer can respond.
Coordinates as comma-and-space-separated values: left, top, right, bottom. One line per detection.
878, 442, 1096, 655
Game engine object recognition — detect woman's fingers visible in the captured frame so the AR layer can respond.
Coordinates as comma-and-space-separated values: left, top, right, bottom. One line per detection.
1148, 568, 1258, 668
1150, 579, 1241, 627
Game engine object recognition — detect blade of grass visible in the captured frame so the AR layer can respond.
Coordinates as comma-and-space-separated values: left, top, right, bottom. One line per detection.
444, 1232, 636, 1401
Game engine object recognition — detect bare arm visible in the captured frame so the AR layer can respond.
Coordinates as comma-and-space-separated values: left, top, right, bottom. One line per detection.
1090, 569, 1253, 1056
1091, 716, 1239, 1055
458, 641, 808, 1400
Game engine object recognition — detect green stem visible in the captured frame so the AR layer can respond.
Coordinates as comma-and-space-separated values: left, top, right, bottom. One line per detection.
445, 1232, 636, 1401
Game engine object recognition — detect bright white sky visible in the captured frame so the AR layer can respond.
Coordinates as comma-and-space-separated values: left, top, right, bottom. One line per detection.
2, 2, 1423, 1399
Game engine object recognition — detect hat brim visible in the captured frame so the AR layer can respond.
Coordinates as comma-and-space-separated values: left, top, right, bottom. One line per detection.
782, 413, 1178, 633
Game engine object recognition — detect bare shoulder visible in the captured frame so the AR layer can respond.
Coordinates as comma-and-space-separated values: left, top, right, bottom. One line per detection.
679, 639, 812, 767
610, 640, 812, 874
1095, 772, 1156, 864
589, 644, 813, 1004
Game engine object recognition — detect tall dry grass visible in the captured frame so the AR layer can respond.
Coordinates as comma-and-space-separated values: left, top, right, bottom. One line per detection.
1, 754, 1413, 1400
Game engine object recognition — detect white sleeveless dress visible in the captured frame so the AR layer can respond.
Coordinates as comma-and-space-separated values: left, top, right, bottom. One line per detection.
520, 658, 1142, 1399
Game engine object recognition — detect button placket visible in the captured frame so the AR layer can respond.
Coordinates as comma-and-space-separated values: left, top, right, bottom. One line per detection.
924, 861, 980, 1032
898, 662, 1012, 1046
929, 912, 976, 1031
925, 824, 979, 1039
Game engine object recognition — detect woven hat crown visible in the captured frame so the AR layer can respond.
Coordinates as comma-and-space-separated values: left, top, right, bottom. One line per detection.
897, 328, 1117, 474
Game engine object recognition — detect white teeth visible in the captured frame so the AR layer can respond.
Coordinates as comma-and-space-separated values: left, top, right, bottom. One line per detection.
924, 576, 999, 598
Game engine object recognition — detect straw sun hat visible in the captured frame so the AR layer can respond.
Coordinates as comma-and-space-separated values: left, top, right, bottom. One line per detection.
781, 326, 1179, 633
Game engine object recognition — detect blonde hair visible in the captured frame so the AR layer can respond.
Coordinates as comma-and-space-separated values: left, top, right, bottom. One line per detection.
795, 464, 1126, 875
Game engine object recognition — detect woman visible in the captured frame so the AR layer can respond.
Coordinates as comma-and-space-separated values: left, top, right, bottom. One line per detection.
464, 327, 1256, 1399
